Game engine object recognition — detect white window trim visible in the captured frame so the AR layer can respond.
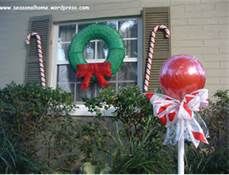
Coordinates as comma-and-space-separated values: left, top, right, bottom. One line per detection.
69, 105, 115, 116
49, 17, 143, 116
49, 24, 58, 89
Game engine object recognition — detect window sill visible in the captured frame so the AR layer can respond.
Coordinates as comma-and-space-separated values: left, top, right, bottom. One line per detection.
69, 104, 115, 116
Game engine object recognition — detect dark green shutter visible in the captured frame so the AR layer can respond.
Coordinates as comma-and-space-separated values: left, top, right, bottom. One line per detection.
25, 15, 52, 85
142, 7, 170, 91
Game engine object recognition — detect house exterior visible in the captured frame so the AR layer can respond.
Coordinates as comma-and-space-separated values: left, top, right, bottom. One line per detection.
0, 0, 228, 114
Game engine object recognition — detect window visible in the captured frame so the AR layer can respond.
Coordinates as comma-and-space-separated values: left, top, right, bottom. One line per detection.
56, 18, 139, 103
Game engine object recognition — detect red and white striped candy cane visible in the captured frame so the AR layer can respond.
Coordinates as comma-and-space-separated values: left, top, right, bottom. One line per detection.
144, 25, 170, 92
25, 32, 46, 87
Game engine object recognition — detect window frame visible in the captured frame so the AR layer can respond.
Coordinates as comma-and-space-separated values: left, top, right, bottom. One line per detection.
49, 17, 143, 116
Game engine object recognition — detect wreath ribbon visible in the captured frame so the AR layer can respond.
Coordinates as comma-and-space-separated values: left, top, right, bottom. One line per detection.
146, 89, 209, 147
76, 62, 112, 90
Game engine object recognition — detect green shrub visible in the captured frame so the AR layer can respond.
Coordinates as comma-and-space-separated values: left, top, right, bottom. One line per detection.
85, 87, 229, 174
1, 82, 228, 173
0, 83, 75, 173
185, 90, 229, 174
84, 86, 176, 173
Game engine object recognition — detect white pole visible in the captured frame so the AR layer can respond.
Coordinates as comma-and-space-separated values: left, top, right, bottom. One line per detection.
178, 119, 185, 175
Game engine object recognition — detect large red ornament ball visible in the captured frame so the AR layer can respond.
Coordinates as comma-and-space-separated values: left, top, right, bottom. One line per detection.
160, 55, 206, 100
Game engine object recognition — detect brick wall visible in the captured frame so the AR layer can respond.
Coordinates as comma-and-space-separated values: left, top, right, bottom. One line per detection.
142, 0, 229, 96
169, 0, 229, 95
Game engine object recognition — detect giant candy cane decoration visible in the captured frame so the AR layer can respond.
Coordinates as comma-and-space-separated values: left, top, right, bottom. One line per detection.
144, 25, 170, 92
25, 32, 46, 87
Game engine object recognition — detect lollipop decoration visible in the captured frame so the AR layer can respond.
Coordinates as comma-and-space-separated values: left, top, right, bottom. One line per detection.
144, 26, 209, 174
159, 55, 207, 101
26, 32, 46, 87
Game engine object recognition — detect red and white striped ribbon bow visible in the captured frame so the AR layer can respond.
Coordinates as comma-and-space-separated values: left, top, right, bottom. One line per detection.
146, 89, 209, 147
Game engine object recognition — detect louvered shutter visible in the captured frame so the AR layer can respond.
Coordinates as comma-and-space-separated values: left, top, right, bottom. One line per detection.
142, 7, 170, 91
25, 15, 52, 85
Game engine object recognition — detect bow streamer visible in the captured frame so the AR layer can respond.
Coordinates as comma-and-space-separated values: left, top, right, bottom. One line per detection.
76, 62, 112, 90
146, 89, 209, 147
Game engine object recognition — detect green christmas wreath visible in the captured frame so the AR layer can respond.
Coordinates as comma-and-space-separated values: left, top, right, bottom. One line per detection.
68, 24, 125, 74
68, 24, 125, 89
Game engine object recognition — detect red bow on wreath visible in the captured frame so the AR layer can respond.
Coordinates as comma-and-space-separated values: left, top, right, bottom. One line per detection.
76, 62, 112, 90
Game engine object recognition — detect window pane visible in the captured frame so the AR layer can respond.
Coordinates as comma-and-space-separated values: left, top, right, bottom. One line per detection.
75, 83, 97, 101
118, 82, 136, 89
119, 19, 137, 38
57, 65, 76, 82
62, 44, 69, 59
109, 74, 117, 81
59, 25, 76, 42
108, 83, 117, 90
57, 43, 69, 61
76, 84, 93, 101
118, 62, 137, 81
124, 40, 137, 58
78, 23, 94, 32
97, 40, 108, 59
105, 20, 117, 29
94, 84, 102, 96
57, 82, 75, 98
84, 41, 95, 60
57, 42, 66, 61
